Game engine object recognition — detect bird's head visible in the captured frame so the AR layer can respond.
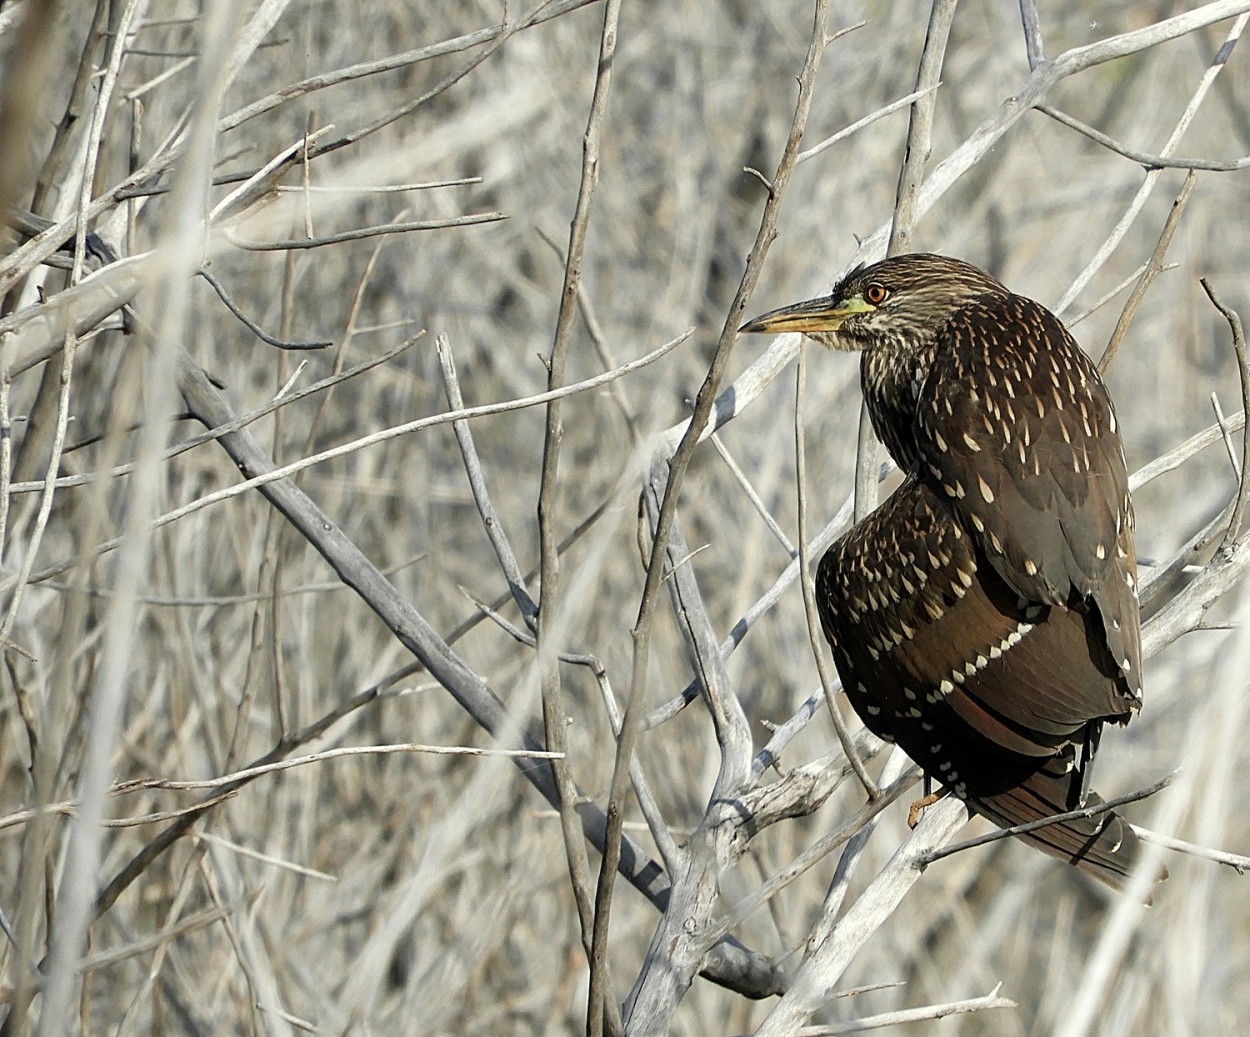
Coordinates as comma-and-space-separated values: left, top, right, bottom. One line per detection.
740, 253, 1008, 353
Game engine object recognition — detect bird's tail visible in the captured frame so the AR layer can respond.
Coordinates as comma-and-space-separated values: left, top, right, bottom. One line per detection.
968, 767, 1167, 897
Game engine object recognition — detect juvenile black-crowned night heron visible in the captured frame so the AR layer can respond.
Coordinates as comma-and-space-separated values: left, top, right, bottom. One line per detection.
742, 253, 1161, 892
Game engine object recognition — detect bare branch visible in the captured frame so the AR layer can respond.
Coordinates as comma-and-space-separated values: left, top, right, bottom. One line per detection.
796, 344, 878, 795
1019, 0, 1045, 69
1200, 279, 1250, 546
913, 775, 1175, 867
218, 0, 604, 132
1131, 409, 1245, 493
755, 797, 971, 1035
223, 212, 507, 250
16, 330, 691, 590
707, 750, 912, 947
274, 176, 482, 193
8, 336, 415, 495
887, 0, 957, 256
1098, 170, 1197, 372
793, 985, 1017, 1035
533, 3, 626, 1028
198, 266, 332, 349
624, 5, 839, 1028
797, 85, 935, 164
710, 430, 795, 556
1039, 103, 1250, 172
435, 334, 539, 625
115, 742, 565, 792
1055, 11, 1248, 314
1134, 827, 1250, 873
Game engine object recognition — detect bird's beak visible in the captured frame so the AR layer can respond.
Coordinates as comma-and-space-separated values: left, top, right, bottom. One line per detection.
739, 295, 874, 335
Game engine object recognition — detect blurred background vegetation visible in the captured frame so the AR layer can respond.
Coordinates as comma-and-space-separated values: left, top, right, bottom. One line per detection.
1, 2, 1248, 1034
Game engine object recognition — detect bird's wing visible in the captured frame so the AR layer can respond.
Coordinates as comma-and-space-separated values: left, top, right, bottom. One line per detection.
817, 476, 1125, 785
913, 293, 1142, 699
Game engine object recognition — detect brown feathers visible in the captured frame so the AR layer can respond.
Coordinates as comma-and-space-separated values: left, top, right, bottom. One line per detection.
743, 254, 1162, 893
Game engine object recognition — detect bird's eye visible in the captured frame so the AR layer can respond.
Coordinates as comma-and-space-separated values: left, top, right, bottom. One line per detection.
864, 283, 889, 305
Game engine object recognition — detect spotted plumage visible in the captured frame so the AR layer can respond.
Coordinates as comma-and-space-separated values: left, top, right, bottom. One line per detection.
742, 253, 1161, 893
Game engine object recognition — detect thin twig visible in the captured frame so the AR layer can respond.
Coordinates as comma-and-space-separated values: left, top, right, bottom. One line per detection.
436, 334, 539, 626
1019, 0, 1045, 69
223, 212, 507, 249
797, 85, 934, 164
1130, 409, 1245, 492
114, 742, 564, 793
796, 344, 878, 796
1200, 278, 1250, 547
706, 758, 916, 947
198, 267, 331, 349
537, 227, 641, 445
540, 4, 625, 1029
0, 795, 242, 835
888, 0, 957, 256
16, 331, 691, 591
209, 124, 335, 222
1132, 826, 1250, 873
7, 337, 414, 495
914, 774, 1175, 867
709, 430, 795, 557
1210, 393, 1241, 478
1068, 261, 1171, 328
274, 176, 482, 193
1038, 103, 1250, 172
1099, 169, 1196, 372
622, 4, 837, 1028
794, 986, 1017, 1035
1056, 12, 1248, 314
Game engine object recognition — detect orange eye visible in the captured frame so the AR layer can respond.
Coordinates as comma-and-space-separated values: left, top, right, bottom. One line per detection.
864, 283, 888, 305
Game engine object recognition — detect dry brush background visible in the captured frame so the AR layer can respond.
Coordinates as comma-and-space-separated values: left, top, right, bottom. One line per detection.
1, 1, 1250, 1034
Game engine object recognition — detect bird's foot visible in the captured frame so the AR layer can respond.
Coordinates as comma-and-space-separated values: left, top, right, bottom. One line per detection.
907, 787, 951, 828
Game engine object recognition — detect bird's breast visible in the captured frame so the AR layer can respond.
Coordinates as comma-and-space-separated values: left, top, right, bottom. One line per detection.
860, 344, 931, 471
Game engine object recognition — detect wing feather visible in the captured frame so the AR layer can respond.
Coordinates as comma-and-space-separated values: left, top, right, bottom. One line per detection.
914, 294, 1141, 702
817, 476, 1131, 773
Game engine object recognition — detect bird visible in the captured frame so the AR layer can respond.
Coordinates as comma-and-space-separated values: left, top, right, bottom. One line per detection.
740, 253, 1162, 893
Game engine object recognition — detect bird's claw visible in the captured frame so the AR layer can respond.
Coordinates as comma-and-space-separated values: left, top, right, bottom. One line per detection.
907, 788, 950, 828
